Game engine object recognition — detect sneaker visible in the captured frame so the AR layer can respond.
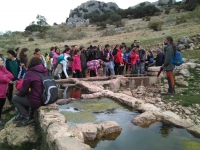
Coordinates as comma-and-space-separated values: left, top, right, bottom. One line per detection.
0, 119, 6, 125
12, 115, 24, 124
16, 117, 34, 127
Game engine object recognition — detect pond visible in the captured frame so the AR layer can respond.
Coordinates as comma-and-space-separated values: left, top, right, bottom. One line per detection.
59, 98, 200, 150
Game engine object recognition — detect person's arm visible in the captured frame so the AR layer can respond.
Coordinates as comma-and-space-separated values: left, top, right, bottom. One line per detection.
41, 55, 47, 67
1, 67, 14, 80
163, 47, 171, 67
0, 72, 12, 84
17, 71, 31, 96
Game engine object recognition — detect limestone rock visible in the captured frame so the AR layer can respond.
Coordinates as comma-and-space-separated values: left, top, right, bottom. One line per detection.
55, 136, 90, 150
186, 62, 197, 69
175, 75, 189, 86
0, 119, 36, 147
101, 121, 122, 134
179, 69, 190, 76
132, 111, 156, 127
148, 66, 161, 72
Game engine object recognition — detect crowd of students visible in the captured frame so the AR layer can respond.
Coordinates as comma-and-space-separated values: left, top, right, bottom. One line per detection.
0, 36, 176, 129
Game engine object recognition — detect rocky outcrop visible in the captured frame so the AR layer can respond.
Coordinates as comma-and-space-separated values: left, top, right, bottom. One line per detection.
67, 1, 119, 25
74, 121, 122, 142
0, 119, 36, 147
158, 0, 176, 5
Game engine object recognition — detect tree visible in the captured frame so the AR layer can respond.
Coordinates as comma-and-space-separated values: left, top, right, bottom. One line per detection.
36, 14, 49, 26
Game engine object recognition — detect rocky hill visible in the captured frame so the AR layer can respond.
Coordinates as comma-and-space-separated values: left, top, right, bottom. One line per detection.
66, 0, 178, 25
66, 1, 119, 25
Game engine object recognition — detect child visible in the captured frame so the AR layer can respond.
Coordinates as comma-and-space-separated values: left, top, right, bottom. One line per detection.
71, 50, 82, 78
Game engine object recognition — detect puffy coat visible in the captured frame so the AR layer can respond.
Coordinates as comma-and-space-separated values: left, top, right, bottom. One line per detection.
0, 66, 14, 98
17, 64, 49, 108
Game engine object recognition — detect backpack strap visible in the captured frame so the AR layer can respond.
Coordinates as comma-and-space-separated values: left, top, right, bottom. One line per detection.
31, 71, 44, 78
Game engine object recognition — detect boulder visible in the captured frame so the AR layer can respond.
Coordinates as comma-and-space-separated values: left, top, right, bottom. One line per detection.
186, 62, 197, 69
55, 136, 90, 150
179, 69, 190, 76
101, 121, 122, 134
148, 66, 161, 72
177, 44, 185, 50
175, 75, 189, 86
132, 111, 156, 127
0, 119, 36, 147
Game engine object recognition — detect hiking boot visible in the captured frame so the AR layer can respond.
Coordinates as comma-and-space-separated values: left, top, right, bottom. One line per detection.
0, 119, 6, 125
12, 115, 24, 124
16, 117, 34, 127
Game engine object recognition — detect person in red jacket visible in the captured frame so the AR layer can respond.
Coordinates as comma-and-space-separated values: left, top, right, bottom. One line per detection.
0, 56, 14, 127
71, 50, 82, 78
129, 46, 140, 75
114, 45, 124, 75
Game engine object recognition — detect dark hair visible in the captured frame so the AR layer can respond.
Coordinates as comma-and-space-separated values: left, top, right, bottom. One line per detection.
34, 48, 40, 54
126, 47, 131, 52
64, 45, 69, 48
62, 47, 70, 54
27, 57, 43, 69
19, 48, 28, 57
166, 36, 173, 44
74, 49, 80, 55
7, 50, 16, 57
120, 45, 124, 49
15, 47, 20, 52
148, 50, 153, 57
67, 57, 73, 61
93, 46, 97, 49
50, 47, 55, 51
136, 45, 140, 48
105, 44, 110, 48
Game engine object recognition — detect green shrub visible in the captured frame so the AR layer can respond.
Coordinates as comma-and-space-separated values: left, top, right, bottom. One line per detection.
36, 32, 46, 39
21, 30, 32, 37
189, 5, 200, 22
28, 37, 34, 41
93, 40, 98, 43
176, 14, 188, 24
148, 20, 164, 31
114, 21, 125, 27
165, 9, 170, 14
142, 16, 151, 21
154, 12, 162, 16
101, 27, 116, 37
126, 27, 134, 32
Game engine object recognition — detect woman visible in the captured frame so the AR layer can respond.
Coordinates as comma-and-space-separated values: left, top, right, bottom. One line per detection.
114, 45, 124, 75
33, 48, 47, 68
123, 47, 131, 74
129, 46, 140, 75
53, 47, 60, 71
71, 50, 82, 78
12, 57, 49, 126
145, 50, 154, 71
0, 56, 14, 127
19, 48, 29, 67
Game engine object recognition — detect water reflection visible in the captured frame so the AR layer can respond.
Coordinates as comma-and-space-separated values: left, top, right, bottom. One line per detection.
159, 123, 173, 138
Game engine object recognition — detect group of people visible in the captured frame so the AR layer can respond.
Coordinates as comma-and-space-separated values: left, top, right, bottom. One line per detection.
0, 36, 176, 130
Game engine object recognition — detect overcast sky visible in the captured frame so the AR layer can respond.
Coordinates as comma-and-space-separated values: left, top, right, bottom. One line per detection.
0, 0, 180, 32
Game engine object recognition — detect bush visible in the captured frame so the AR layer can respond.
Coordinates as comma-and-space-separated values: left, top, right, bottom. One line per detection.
126, 27, 134, 32
101, 27, 116, 37
148, 20, 164, 31
189, 5, 200, 22
154, 12, 162, 16
114, 21, 125, 27
36, 32, 46, 39
21, 30, 32, 37
142, 16, 151, 21
28, 38, 34, 41
165, 9, 170, 14
93, 40, 98, 43
176, 14, 188, 24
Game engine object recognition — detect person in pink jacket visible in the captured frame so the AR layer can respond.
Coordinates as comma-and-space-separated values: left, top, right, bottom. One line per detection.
129, 46, 140, 74
71, 50, 82, 78
53, 47, 60, 71
0, 56, 14, 127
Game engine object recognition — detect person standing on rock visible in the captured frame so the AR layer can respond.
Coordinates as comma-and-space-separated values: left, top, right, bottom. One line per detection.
163, 36, 175, 94
0, 56, 14, 128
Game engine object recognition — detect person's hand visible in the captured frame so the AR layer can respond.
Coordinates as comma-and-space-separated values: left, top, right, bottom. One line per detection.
9, 81, 13, 84
106, 56, 109, 60
73, 71, 76, 74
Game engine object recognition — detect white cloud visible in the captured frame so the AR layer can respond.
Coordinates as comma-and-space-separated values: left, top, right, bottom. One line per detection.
0, 0, 179, 32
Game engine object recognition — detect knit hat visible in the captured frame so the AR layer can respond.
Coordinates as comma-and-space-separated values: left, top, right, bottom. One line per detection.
7, 50, 16, 57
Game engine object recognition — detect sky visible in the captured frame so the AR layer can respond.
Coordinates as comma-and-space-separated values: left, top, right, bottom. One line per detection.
0, 0, 180, 32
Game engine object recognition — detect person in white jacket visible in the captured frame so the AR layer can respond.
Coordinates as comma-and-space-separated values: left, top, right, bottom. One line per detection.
54, 55, 73, 79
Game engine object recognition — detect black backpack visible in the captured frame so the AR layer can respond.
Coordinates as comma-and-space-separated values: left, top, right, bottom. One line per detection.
139, 49, 146, 62
33, 71, 58, 105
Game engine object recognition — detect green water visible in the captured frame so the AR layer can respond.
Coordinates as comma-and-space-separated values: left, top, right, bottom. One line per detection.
59, 98, 200, 150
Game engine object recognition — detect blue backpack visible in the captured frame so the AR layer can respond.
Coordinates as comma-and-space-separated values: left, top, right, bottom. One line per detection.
123, 52, 131, 64
170, 50, 182, 66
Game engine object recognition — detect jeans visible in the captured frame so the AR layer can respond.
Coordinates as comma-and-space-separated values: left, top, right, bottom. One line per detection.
12, 96, 31, 118
139, 62, 145, 74
131, 64, 138, 74
103, 61, 115, 76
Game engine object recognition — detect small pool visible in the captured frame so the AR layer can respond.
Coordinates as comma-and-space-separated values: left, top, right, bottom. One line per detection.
59, 98, 200, 150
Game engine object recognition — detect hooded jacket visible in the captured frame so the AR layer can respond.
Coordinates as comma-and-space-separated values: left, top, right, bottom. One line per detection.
71, 55, 81, 71
17, 64, 49, 108
0, 66, 14, 98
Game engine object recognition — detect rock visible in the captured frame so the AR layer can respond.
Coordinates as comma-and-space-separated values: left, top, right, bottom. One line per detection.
148, 66, 161, 72
136, 86, 146, 94
132, 111, 156, 127
101, 121, 122, 134
179, 69, 190, 76
175, 75, 189, 86
177, 44, 185, 50
186, 62, 197, 69
56, 99, 68, 105
0, 119, 36, 147
183, 108, 191, 115
110, 78, 121, 92
55, 136, 90, 150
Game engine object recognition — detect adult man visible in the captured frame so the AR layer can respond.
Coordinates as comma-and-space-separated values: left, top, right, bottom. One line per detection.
100, 44, 115, 76
80, 46, 87, 78
138, 46, 146, 75
163, 36, 175, 94
155, 49, 165, 66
